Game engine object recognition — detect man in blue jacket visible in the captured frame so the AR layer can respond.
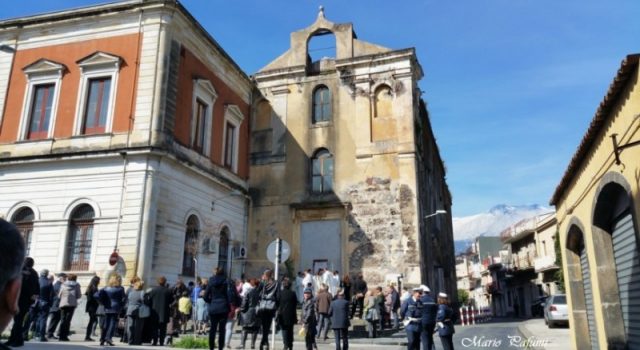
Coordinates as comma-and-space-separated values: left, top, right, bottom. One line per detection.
419, 285, 438, 350
400, 287, 423, 350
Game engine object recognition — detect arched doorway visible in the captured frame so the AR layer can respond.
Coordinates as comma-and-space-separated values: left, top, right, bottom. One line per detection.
593, 179, 640, 348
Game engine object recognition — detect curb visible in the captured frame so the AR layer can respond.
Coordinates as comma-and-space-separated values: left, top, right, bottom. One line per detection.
517, 322, 544, 350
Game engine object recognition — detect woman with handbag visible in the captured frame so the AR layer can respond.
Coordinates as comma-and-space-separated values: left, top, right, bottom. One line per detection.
125, 277, 148, 345
204, 267, 238, 350
84, 276, 100, 341
98, 274, 125, 346
363, 291, 379, 338
238, 278, 259, 349
256, 269, 278, 350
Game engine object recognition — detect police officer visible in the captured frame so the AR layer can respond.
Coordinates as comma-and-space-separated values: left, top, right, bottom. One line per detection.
419, 285, 438, 350
400, 287, 423, 350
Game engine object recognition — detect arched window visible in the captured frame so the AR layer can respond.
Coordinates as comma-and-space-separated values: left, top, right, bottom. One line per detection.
374, 85, 393, 118
11, 207, 34, 256
312, 86, 331, 123
218, 227, 230, 272
311, 149, 334, 193
65, 204, 95, 271
182, 215, 199, 276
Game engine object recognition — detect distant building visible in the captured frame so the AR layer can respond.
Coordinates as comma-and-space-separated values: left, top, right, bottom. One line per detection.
456, 237, 503, 310
0, 1, 251, 287
551, 54, 640, 349
500, 212, 558, 318
247, 8, 455, 291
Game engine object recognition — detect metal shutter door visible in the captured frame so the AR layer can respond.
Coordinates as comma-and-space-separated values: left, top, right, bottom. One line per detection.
581, 246, 599, 349
612, 212, 640, 348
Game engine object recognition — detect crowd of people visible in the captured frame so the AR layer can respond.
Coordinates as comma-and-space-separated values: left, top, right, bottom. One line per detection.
0, 219, 455, 350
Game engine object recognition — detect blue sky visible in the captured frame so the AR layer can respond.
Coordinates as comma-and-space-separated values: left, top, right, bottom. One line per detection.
2, 0, 638, 216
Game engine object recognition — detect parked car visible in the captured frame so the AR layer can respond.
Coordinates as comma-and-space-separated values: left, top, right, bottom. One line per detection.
544, 294, 568, 328
531, 296, 547, 317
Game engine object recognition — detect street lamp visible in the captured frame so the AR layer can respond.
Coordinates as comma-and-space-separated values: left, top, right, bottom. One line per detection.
425, 209, 447, 219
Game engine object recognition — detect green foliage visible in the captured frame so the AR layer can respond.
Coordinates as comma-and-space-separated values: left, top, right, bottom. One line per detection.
172, 336, 209, 349
457, 289, 469, 305
554, 230, 566, 292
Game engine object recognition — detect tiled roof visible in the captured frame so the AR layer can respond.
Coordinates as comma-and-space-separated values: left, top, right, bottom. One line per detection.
550, 54, 640, 205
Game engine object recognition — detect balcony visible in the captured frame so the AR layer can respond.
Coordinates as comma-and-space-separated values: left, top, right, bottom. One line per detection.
534, 255, 558, 272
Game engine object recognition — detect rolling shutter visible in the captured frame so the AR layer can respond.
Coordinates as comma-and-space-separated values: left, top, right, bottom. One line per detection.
581, 246, 599, 349
612, 211, 640, 348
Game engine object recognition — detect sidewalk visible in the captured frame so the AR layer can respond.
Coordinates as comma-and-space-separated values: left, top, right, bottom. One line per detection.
517, 318, 571, 350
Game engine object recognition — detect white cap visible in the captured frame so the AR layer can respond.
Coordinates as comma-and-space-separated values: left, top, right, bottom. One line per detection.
438, 292, 448, 298
412, 287, 423, 292
420, 285, 430, 293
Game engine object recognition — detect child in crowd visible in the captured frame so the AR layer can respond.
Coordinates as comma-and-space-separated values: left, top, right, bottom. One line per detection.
178, 291, 192, 334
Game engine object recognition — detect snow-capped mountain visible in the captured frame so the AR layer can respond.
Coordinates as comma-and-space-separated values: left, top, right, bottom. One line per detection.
453, 204, 553, 253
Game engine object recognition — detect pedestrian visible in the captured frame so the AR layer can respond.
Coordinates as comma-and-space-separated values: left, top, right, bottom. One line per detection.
194, 289, 208, 335
295, 272, 305, 304
6, 257, 38, 347
340, 275, 351, 302
57, 273, 82, 341
148, 276, 173, 346
238, 278, 260, 349
389, 283, 401, 330
363, 290, 379, 338
224, 293, 239, 349
170, 279, 188, 337
0, 219, 27, 350
204, 267, 240, 350
301, 288, 317, 350
302, 269, 314, 296
84, 276, 100, 341
256, 269, 278, 350
98, 274, 126, 346
419, 285, 438, 350
178, 291, 192, 334
277, 278, 298, 350
374, 286, 386, 331
315, 284, 332, 341
47, 273, 66, 339
126, 277, 147, 345
436, 293, 455, 350
350, 274, 367, 319
328, 289, 350, 350
400, 287, 423, 350
35, 269, 53, 342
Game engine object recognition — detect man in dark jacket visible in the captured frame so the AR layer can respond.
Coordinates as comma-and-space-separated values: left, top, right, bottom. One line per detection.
6, 257, 38, 347
204, 268, 238, 350
419, 285, 438, 350
148, 276, 172, 346
328, 289, 350, 350
400, 287, 424, 350
0, 220, 26, 350
36, 269, 53, 341
277, 278, 298, 350
350, 274, 367, 319
46, 273, 66, 339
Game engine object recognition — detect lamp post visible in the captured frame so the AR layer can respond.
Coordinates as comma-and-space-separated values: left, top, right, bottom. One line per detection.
424, 209, 447, 220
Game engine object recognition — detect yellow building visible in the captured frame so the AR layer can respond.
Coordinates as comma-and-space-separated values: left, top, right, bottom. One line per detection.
551, 54, 640, 349
246, 8, 455, 290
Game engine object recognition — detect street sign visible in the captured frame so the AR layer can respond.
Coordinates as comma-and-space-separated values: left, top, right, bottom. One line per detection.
266, 239, 291, 263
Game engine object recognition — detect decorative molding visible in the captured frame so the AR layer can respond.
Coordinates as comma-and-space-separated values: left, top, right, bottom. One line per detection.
77, 51, 122, 71
22, 59, 66, 78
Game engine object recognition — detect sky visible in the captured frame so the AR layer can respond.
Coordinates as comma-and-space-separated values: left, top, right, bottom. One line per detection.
2, 0, 638, 217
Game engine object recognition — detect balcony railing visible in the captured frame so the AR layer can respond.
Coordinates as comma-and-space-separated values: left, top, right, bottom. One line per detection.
534, 255, 558, 272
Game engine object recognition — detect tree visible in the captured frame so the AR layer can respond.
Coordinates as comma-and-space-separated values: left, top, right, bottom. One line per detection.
457, 289, 469, 305
554, 230, 566, 292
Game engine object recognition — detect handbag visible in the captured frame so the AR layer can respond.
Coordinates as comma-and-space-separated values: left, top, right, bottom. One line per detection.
256, 299, 276, 314
139, 304, 151, 318
298, 325, 307, 338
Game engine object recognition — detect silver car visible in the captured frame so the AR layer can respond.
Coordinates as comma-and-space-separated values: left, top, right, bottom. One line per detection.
544, 294, 569, 328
